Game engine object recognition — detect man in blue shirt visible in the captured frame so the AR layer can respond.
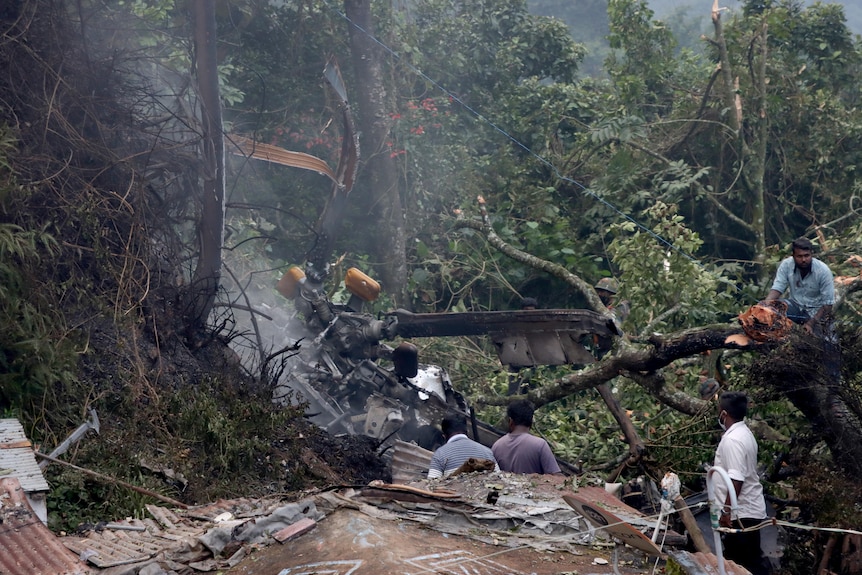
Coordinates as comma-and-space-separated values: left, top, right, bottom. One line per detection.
765, 237, 834, 336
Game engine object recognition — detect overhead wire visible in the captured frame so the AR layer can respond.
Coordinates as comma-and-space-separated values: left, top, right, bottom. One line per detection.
323, 0, 704, 266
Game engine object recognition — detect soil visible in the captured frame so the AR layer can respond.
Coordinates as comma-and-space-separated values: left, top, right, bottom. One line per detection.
226, 505, 654, 575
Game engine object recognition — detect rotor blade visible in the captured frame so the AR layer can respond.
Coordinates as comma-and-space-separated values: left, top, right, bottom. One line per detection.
228, 134, 339, 185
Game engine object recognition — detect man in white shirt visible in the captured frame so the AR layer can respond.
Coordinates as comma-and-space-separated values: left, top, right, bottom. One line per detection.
427, 414, 498, 479
714, 391, 770, 575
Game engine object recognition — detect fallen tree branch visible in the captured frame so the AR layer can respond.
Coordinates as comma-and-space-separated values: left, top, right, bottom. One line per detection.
477, 323, 755, 408
452, 198, 611, 317
596, 382, 645, 466
34, 452, 189, 509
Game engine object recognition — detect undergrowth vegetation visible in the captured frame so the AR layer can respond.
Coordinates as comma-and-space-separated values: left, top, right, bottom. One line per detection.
0, 128, 78, 415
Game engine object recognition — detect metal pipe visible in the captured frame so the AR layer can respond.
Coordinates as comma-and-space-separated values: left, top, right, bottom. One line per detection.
706, 465, 739, 575
38, 409, 100, 470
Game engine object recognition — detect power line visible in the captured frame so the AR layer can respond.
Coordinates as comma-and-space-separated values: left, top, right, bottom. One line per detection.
325, 0, 704, 265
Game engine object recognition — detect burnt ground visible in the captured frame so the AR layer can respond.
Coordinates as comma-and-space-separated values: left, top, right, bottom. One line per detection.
37, 315, 392, 532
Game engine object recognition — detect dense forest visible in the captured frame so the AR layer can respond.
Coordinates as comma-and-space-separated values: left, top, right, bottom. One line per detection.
1, 0, 861, 573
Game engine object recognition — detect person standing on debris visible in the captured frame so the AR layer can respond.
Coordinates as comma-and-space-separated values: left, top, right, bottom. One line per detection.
427, 414, 499, 479
594, 277, 630, 324
764, 237, 834, 336
593, 278, 629, 357
713, 391, 770, 575
492, 399, 562, 475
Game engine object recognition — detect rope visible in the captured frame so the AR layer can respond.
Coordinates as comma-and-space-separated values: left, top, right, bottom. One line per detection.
717, 517, 862, 537
398, 496, 862, 575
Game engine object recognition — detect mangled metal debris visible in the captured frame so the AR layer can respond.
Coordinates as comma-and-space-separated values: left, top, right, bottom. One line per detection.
37, 409, 100, 471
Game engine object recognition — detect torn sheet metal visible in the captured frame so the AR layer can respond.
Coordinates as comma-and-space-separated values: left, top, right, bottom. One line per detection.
47, 470, 686, 574
0, 418, 50, 523
352, 473, 596, 554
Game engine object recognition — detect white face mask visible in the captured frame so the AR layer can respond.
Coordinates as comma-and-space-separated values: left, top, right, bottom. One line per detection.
718, 411, 727, 431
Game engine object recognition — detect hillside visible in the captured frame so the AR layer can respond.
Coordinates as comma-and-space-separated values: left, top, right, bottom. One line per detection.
0, 1, 390, 532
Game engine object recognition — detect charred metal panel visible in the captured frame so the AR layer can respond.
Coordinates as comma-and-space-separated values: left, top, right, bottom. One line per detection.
558, 332, 600, 365
389, 309, 619, 339
493, 332, 596, 368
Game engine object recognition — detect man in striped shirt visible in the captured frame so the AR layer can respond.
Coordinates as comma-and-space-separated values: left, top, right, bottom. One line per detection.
427, 414, 499, 479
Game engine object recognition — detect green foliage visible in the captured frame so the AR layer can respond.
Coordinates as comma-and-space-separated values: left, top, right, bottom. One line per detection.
608, 202, 731, 332
401, 0, 584, 101
527, 0, 610, 76
606, 0, 678, 115
166, 379, 288, 472
46, 469, 154, 533
0, 130, 77, 413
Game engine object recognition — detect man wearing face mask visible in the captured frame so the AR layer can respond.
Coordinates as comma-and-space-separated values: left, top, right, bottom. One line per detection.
713, 391, 770, 575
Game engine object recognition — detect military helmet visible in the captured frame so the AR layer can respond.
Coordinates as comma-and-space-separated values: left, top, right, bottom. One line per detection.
594, 277, 619, 295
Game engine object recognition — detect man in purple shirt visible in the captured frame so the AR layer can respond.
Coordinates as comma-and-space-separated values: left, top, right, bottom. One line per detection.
492, 399, 562, 474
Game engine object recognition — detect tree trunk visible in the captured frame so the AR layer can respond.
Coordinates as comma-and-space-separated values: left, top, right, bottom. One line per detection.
186, 0, 225, 331
750, 332, 862, 477
344, 0, 409, 306
711, 5, 768, 282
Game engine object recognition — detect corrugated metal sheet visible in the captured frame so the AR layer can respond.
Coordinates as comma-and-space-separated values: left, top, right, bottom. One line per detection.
62, 523, 167, 569
0, 419, 49, 493
61, 498, 299, 570
391, 440, 432, 484
0, 477, 91, 575
62, 508, 206, 568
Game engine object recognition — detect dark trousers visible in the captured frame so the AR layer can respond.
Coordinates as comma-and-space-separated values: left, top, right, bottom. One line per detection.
780, 299, 840, 381
722, 517, 770, 575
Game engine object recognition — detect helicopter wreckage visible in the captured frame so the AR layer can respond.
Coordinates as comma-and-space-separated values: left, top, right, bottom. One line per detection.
231, 62, 620, 458
269, 263, 619, 455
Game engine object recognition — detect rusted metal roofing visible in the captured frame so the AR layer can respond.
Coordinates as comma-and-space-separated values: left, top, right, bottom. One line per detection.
0, 419, 49, 493
0, 477, 91, 575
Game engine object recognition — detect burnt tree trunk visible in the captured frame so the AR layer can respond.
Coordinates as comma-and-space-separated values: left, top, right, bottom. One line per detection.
344, 0, 409, 306
186, 0, 225, 331
748, 333, 862, 477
